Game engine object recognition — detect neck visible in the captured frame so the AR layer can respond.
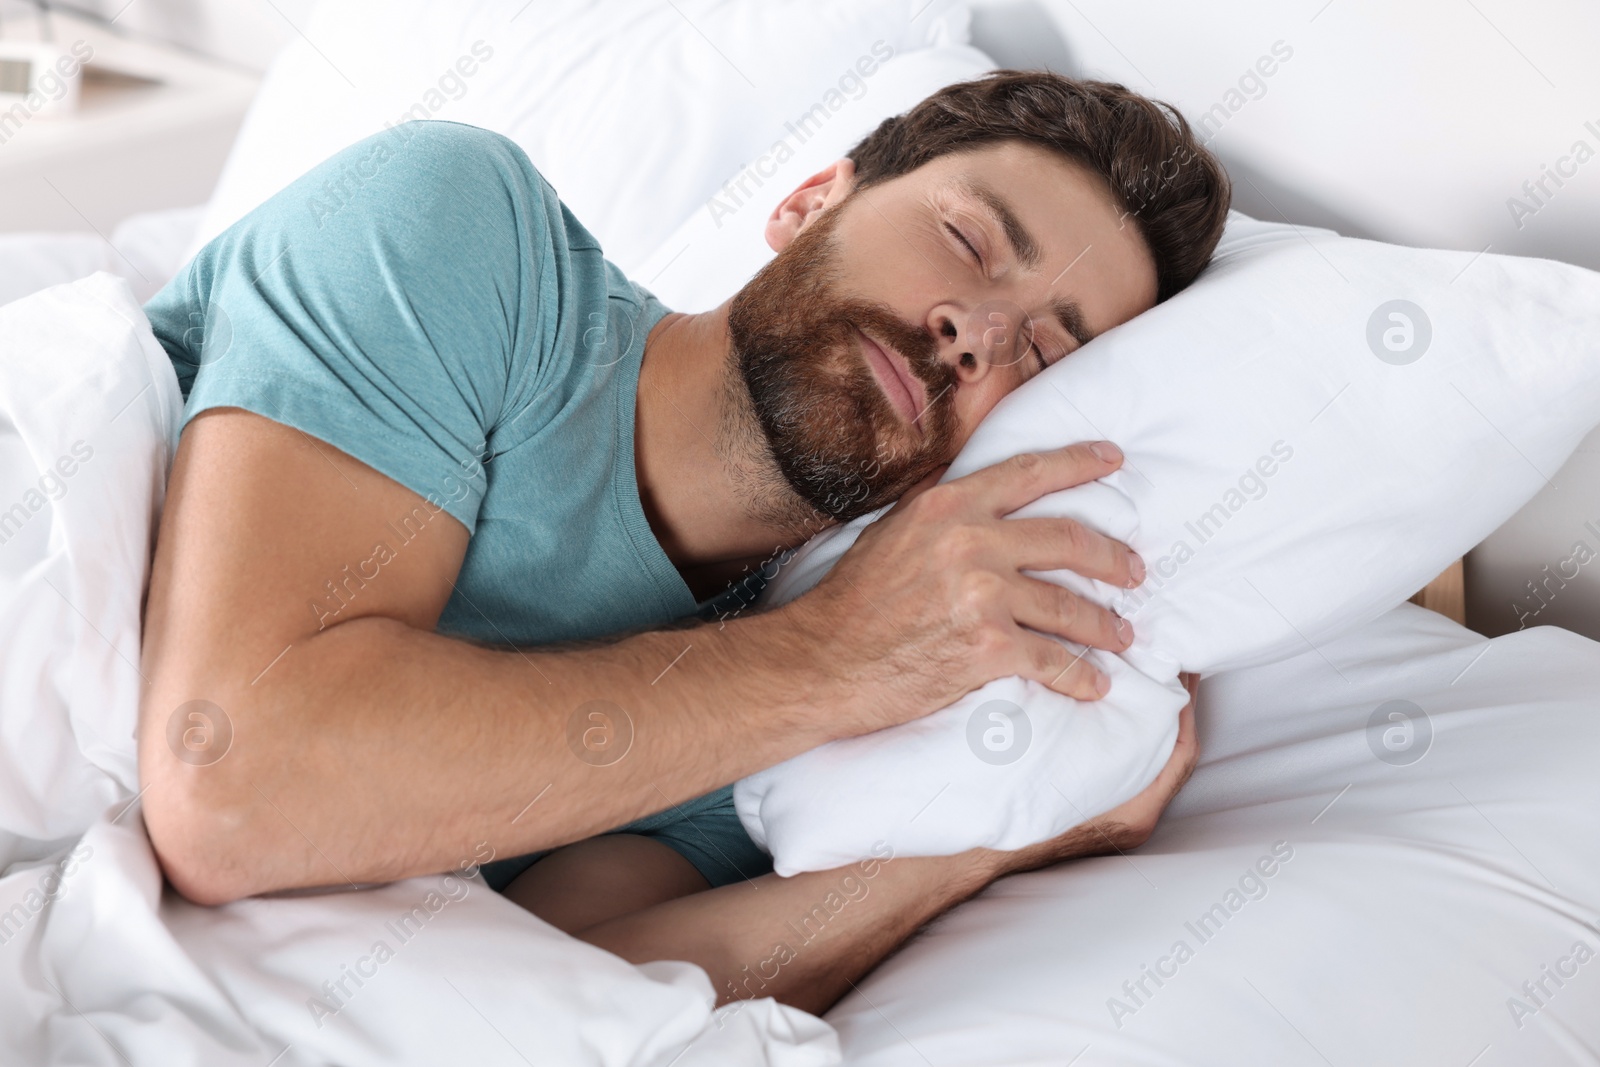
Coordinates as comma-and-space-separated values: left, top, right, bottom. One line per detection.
635, 304, 830, 600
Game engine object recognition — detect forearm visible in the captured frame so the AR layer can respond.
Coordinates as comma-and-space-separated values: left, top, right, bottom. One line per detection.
140, 605, 837, 903
575, 848, 997, 1015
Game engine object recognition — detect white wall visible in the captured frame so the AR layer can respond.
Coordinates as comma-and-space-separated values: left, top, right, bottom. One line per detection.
967, 0, 1600, 640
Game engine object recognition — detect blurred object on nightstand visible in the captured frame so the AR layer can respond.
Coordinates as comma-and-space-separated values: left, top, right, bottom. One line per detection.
0, 8, 257, 234
0, 37, 85, 118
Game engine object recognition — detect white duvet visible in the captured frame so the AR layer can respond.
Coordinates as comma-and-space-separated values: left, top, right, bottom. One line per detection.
0, 275, 836, 1067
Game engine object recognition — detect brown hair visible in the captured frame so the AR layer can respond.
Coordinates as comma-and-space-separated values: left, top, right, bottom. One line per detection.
845, 70, 1231, 302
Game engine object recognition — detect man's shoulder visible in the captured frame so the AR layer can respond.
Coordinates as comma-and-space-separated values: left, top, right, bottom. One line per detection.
371, 120, 614, 265
315, 120, 549, 226
375, 120, 537, 185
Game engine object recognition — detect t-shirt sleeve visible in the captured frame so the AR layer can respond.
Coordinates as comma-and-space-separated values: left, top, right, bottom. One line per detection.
146, 121, 565, 534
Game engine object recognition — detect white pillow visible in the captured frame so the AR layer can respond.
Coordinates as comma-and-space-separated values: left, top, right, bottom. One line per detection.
634, 43, 999, 312
187, 0, 974, 273
0, 207, 207, 308
0, 233, 107, 309
0, 273, 180, 873
736, 213, 1600, 875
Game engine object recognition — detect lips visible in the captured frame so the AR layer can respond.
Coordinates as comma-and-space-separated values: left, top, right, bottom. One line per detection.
856, 327, 928, 432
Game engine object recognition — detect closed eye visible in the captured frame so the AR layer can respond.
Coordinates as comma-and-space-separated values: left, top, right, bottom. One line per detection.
943, 221, 982, 268
945, 214, 1055, 374
1029, 322, 1063, 373
1029, 337, 1049, 373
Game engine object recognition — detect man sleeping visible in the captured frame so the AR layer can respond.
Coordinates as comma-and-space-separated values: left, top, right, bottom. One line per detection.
137, 69, 1229, 1014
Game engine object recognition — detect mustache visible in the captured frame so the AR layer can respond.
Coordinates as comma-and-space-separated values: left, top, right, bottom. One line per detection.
842, 301, 954, 401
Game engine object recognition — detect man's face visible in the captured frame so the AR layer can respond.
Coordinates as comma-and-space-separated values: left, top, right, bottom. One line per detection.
728, 140, 1160, 523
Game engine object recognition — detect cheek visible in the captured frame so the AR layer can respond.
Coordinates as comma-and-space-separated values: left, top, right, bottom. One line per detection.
950, 377, 1017, 454
837, 217, 950, 307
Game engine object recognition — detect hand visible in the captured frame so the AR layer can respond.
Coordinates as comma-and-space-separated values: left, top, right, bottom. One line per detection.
784, 443, 1144, 735
978, 671, 1201, 881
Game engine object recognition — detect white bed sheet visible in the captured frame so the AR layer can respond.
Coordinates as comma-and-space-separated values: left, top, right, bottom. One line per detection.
829, 602, 1600, 1065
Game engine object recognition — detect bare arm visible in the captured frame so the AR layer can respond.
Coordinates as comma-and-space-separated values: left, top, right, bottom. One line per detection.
580, 674, 1201, 1015
140, 410, 847, 904
140, 410, 1139, 905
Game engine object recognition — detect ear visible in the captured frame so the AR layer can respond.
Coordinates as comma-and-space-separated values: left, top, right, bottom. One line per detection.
765, 157, 857, 252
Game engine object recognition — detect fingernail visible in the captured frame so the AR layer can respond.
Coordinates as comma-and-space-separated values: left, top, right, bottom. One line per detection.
1089, 440, 1123, 464
1127, 553, 1146, 587
1094, 669, 1112, 697
1115, 616, 1131, 645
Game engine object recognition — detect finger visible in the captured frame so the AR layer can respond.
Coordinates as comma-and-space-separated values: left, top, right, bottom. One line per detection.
1180, 671, 1200, 706
1012, 575, 1130, 651
1001, 516, 1143, 589
1019, 632, 1109, 702
1174, 689, 1197, 752
949, 442, 1124, 518
1176, 675, 1200, 760
1165, 692, 1200, 791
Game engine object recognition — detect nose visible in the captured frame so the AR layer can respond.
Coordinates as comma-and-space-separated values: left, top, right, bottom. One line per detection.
933, 299, 1034, 384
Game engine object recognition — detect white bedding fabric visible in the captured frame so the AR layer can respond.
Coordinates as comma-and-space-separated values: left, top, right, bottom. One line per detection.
188, 0, 973, 275
736, 213, 1600, 876
0, 205, 204, 308
3, 278, 1596, 1062
831, 602, 1600, 1065
0, 275, 836, 1067
0, 272, 177, 872
4, 9, 1594, 1060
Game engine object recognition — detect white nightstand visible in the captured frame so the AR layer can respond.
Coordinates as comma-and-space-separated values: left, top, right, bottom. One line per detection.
0, 9, 258, 234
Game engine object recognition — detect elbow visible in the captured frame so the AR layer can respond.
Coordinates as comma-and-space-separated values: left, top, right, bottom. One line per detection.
139, 658, 287, 904
142, 773, 261, 906
140, 700, 272, 905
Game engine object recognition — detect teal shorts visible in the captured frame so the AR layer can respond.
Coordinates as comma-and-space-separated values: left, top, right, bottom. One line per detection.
481, 782, 773, 893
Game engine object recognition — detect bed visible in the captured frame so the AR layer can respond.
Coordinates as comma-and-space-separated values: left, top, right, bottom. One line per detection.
2, 2, 1597, 1064
831, 600, 1600, 1065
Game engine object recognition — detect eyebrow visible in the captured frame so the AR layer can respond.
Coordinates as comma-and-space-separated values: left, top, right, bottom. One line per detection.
949, 177, 1097, 349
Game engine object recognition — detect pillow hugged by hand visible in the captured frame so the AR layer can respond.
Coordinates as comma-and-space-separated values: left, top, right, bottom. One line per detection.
736, 212, 1600, 876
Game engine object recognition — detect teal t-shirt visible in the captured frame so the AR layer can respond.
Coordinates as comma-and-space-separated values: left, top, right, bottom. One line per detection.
145, 121, 707, 645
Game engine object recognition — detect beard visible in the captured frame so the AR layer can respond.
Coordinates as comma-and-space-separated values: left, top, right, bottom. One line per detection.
726, 197, 959, 525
